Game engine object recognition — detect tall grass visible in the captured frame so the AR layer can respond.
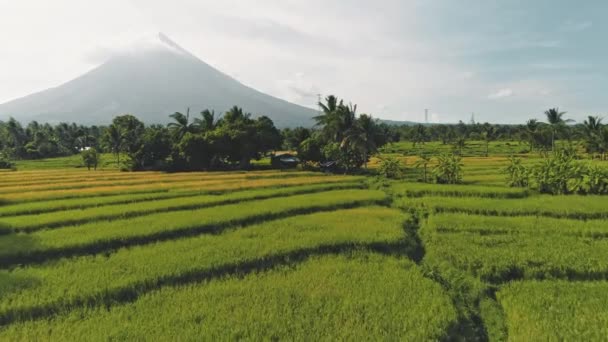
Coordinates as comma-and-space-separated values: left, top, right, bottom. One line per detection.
389, 182, 529, 198
397, 195, 608, 219
1, 181, 363, 231
0, 189, 386, 266
0, 253, 457, 340
0, 207, 403, 324
427, 213, 608, 237
0, 171, 320, 194
421, 216, 608, 282
0, 175, 359, 203
498, 280, 608, 341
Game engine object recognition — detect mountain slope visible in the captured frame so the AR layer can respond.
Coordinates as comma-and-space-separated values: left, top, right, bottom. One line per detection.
0, 33, 317, 127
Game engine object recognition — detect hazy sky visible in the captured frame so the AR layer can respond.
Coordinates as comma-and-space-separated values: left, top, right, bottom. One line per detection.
1, 0, 606, 123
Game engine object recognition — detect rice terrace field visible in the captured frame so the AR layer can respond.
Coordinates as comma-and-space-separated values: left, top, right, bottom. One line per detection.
0, 152, 607, 341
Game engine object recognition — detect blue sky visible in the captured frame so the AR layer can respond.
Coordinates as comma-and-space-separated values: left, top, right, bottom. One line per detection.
0, 0, 606, 123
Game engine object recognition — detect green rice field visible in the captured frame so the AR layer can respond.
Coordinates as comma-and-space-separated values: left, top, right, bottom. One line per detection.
0, 157, 607, 340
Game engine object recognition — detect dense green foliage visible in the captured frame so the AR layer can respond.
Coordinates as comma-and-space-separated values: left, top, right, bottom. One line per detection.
503, 150, 608, 194
376, 156, 405, 179
80, 148, 99, 170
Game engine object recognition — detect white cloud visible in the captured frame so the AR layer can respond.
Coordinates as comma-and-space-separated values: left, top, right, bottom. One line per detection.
488, 88, 513, 99
562, 20, 593, 32
0, 0, 602, 123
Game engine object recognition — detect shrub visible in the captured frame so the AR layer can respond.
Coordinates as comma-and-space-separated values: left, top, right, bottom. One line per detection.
503, 149, 608, 195
81, 148, 99, 170
377, 156, 405, 179
503, 156, 529, 187
0, 157, 14, 170
433, 154, 463, 184
584, 164, 608, 195
532, 150, 583, 195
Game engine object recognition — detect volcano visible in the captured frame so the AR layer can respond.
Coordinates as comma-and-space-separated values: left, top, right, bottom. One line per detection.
0, 33, 317, 127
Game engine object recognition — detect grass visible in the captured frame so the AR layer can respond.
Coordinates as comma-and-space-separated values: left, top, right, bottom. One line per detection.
0, 181, 363, 232
13, 154, 119, 170
0, 206, 406, 325
0, 180, 361, 217
379, 140, 530, 157
397, 194, 608, 219
0, 174, 359, 203
2, 156, 608, 339
426, 213, 608, 237
421, 223, 608, 282
386, 181, 530, 198
498, 280, 608, 340
0, 253, 457, 341
0, 170, 320, 194
421, 214, 608, 283
0, 189, 385, 266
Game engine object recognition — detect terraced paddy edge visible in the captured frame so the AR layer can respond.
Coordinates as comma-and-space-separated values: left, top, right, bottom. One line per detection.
427, 213, 608, 237
0, 179, 362, 218
397, 195, 608, 219
0, 171, 321, 194
420, 213, 608, 283
386, 182, 529, 199
0, 181, 364, 231
0, 189, 386, 266
0, 206, 408, 325
0, 174, 362, 203
497, 281, 608, 341
0, 252, 457, 340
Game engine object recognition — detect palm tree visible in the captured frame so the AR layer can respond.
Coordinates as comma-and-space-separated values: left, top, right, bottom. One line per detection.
544, 108, 572, 151
524, 119, 539, 151
452, 136, 466, 155
194, 109, 219, 132
314, 95, 340, 128
481, 124, 499, 157
413, 153, 432, 183
314, 95, 355, 142
168, 107, 195, 140
412, 124, 428, 147
104, 124, 123, 167
583, 116, 604, 157
341, 114, 377, 168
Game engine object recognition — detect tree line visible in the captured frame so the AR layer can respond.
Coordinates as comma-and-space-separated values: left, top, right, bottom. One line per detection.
400, 108, 608, 159
0, 96, 393, 171
1, 103, 607, 170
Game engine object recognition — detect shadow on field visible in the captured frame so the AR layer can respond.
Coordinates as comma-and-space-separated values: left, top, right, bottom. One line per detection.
0, 222, 12, 235
0, 233, 42, 304
0, 241, 407, 326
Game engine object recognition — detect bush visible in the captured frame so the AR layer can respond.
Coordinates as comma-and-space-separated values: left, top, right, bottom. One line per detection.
503, 149, 608, 195
81, 148, 99, 170
584, 164, 608, 195
377, 156, 405, 179
433, 154, 463, 184
0, 157, 14, 169
503, 156, 529, 187
533, 150, 583, 195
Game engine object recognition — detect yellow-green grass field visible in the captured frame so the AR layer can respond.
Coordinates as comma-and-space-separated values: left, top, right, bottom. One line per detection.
1, 156, 607, 340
